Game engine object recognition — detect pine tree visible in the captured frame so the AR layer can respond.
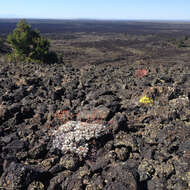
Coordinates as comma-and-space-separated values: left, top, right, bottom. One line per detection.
7, 19, 58, 64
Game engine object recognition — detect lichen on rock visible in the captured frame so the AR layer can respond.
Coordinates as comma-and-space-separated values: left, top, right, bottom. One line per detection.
52, 121, 108, 157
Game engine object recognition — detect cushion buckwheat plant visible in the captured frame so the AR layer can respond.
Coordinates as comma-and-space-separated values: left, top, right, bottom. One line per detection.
52, 121, 108, 157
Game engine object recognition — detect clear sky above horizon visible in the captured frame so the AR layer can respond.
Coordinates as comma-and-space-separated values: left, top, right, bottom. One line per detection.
1, 0, 189, 20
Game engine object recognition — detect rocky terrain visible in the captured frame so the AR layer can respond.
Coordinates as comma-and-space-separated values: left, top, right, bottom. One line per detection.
0, 20, 190, 190
0, 57, 189, 190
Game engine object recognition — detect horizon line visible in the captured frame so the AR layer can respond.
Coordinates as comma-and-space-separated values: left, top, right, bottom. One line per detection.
0, 17, 190, 22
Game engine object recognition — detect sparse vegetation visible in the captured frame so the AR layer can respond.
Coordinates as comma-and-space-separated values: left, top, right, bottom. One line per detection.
177, 36, 189, 48
177, 38, 186, 48
7, 19, 58, 64
0, 37, 3, 52
0, 20, 190, 190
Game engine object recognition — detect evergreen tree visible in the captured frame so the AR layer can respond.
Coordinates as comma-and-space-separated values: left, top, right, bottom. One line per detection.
7, 19, 58, 64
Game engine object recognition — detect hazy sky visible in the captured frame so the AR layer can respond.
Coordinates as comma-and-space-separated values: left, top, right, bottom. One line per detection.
1, 0, 189, 20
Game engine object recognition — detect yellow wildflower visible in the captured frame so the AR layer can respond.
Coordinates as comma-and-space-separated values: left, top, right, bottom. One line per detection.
139, 96, 154, 104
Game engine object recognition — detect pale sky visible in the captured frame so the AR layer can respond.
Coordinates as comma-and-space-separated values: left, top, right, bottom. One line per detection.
1, 0, 189, 20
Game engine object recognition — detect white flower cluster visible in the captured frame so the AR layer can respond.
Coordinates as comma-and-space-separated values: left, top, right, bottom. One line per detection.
52, 121, 107, 157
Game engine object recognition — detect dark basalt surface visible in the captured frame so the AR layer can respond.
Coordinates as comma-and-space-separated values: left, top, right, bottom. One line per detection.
0, 59, 190, 190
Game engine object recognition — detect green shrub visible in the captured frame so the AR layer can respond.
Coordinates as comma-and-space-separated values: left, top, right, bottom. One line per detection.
7, 19, 58, 64
177, 36, 189, 48
177, 39, 186, 48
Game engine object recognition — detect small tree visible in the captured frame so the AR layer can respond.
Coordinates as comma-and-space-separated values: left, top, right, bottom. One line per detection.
7, 19, 58, 64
